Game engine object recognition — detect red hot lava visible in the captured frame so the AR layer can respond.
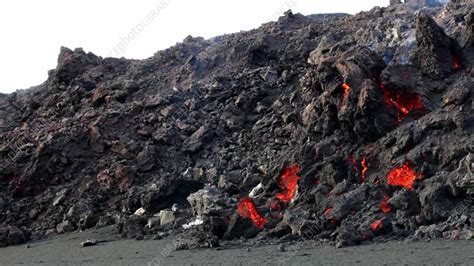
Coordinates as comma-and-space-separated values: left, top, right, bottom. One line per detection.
386, 162, 421, 190
361, 157, 368, 181
237, 198, 267, 228
380, 194, 392, 213
380, 84, 424, 122
370, 219, 383, 231
349, 156, 368, 182
275, 164, 300, 203
341, 83, 351, 98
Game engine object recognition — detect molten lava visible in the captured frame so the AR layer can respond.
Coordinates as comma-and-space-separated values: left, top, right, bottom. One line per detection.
386, 162, 421, 190
380, 84, 424, 122
349, 156, 369, 182
237, 198, 267, 228
361, 157, 368, 181
380, 195, 392, 213
275, 164, 300, 203
341, 83, 351, 98
370, 219, 383, 231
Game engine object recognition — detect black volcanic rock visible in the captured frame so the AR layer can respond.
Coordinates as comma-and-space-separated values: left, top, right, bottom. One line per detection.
0, 2, 472, 248
414, 13, 457, 80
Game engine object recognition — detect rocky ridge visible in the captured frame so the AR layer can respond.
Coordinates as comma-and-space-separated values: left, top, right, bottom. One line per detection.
0, 3, 472, 248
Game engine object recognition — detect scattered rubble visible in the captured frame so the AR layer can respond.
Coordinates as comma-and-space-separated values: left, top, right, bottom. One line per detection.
81, 239, 97, 247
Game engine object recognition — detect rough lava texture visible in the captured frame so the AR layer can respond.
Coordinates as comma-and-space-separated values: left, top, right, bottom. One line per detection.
0, 3, 473, 248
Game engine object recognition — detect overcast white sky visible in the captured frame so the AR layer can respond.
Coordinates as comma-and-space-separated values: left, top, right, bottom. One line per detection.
0, 0, 388, 93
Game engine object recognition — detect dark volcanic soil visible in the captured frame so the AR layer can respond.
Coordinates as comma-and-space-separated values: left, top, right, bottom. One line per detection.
0, 226, 473, 265
0, 2, 473, 250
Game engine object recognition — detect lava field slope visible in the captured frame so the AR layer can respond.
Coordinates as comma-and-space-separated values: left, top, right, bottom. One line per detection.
0, 3, 472, 248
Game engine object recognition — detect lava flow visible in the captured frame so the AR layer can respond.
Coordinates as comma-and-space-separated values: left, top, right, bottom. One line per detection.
361, 157, 368, 181
380, 84, 424, 122
349, 156, 368, 182
370, 219, 383, 231
341, 82, 351, 98
386, 162, 421, 190
237, 198, 267, 228
275, 163, 300, 203
380, 194, 392, 213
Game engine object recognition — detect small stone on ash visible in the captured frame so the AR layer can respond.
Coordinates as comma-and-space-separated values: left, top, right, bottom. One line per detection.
175, 242, 189, 251
278, 244, 286, 252
81, 239, 97, 247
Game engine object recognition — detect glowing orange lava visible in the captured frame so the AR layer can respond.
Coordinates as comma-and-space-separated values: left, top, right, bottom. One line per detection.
237, 198, 267, 228
361, 157, 368, 181
349, 156, 368, 182
370, 219, 383, 231
386, 162, 421, 190
275, 164, 300, 203
342, 83, 351, 98
380, 194, 392, 213
380, 84, 424, 122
